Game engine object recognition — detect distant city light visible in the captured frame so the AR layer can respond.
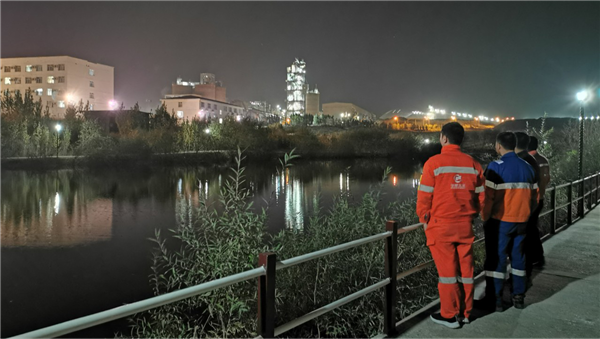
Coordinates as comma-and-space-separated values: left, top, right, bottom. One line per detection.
576, 90, 589, 102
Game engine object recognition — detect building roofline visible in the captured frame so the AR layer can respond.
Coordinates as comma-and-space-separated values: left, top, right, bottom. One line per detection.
0, 55, 113, 68
162, 95, 241, 107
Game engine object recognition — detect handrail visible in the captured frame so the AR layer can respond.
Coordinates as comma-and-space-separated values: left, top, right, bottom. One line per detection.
274, 278, 391, 336
275, 231, 391, 270
10, 266, 266, 339
12, 171, 600, 339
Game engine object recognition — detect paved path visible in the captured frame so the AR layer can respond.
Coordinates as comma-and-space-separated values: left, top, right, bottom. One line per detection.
394, 206, 600, 338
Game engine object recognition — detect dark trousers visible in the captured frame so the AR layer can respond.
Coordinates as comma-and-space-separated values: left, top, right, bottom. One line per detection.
483, 219, 500, 299
483, 219, 527, 298
525, 199, 545, 276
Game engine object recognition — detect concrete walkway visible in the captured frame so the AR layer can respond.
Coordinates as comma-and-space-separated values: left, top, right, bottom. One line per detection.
395, 206, 600, 338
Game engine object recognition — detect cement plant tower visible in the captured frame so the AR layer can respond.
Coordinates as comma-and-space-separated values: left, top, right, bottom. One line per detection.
286, 59, 307, 115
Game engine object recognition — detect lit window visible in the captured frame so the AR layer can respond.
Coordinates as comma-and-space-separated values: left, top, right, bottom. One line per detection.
13, 77, 21, 84
57, 76, 65, 83
14, 66, 21, 72
89, 104, 93, 110
47, 65, 54, 71
89, 93, 94, 99
178, 102, 182, 108
47, 88, 53, 95
177, 111, 184, 118
89, 69, 94, 76
35, 88, 43, 96
26, 65, 33, 72
4, 77, 11, 85
89, 81, 94, 87
58, 101, 65, 108
58, 64, 65, 71
47, 76, 55, 84
35, 77, 42, 83
3, 66, 10, 72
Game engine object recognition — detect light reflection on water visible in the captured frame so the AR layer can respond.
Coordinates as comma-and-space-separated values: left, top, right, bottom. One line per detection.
1, 158, 421, 337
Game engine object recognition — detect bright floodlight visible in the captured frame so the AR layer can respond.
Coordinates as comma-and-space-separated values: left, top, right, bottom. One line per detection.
55, 124, 62, 132
204, 128, 210, 134
66, 94, 74, 102
576, 91, 588, 102
109, 100, 118, 110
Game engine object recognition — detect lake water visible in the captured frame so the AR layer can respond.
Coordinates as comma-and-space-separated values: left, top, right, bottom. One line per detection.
1, 158, 422, 337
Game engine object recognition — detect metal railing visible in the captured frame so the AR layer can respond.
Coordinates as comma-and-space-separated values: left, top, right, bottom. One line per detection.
11, 171, 600, 339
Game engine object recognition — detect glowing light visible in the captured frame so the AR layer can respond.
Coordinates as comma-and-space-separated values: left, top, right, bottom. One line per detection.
204, 128, 210, 134
55, 124, 62, 132
451, 116, 456, 121
394, 116, 398, 121
219, 118, 223, 124
424, 138, 430, 144
109, 100, 118, 110
392, 175, 397, 186
54, 192, 60, 215
66, 94, 75, 103
434, 109, 440, 113
576, 90, 589, 102
474, 117, 479, 121
236, 115, 241, 122
543, 141, 548, 145
579, 117, 583, 120
440, 110, 446, 114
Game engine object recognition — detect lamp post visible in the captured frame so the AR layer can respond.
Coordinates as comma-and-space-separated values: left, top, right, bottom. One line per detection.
576, 90, 588, 179
55, 123, 62, 158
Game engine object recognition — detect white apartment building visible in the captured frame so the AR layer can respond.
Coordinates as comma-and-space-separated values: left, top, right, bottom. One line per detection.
161, 94, 245, 123
1, 56, 114, 118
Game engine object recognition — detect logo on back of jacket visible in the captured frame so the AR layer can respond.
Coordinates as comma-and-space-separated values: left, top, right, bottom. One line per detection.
451, 174, 465, 189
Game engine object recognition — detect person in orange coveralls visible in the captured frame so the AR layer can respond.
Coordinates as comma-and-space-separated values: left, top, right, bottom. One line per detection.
417, 122, 485, 328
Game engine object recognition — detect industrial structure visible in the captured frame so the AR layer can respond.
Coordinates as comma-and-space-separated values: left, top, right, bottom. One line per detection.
170, 73, 226, 102
306, 85, 320, 116
0, 55, 114, 118
285, 59, 307, 115
322, 102, 376, 122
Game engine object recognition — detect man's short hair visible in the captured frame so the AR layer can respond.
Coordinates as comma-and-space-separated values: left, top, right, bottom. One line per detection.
496, 132, 516, 150
529, 136, 539, 151
441, 122, 464, 145
514, 131, 530, 150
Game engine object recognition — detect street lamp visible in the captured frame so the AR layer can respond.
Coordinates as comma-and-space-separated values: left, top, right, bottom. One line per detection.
55, 123, 62, 158
576, 90, 589, 179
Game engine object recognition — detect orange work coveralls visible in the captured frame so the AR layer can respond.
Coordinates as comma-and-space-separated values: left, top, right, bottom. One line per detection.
416, 144, 485, 320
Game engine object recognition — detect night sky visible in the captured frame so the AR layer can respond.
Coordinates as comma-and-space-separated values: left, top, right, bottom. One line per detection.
2, 1, 599, 118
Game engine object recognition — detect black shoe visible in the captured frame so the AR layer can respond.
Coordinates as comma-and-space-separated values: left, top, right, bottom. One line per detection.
532, 257, 545, 267
457, 315, 471, 325
430, 313, 460, 329
496, 297, 504, 312
513, 294, 525, 309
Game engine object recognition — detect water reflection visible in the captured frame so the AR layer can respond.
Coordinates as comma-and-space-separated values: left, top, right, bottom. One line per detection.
1, 158, 422, 248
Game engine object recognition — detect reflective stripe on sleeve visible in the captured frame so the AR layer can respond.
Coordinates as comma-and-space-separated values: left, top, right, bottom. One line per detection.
438, 276, 458, 284
419, 184, 434, 193
433, 166, 479, 176
457, 276, 474, 284
487, 182, 535, 190
511, 268, 526, 277
485, 271, 505, 279
475, 186, 485, 193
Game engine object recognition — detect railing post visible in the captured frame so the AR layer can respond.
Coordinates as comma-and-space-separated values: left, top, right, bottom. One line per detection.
258, 252, 276, 338
550, 186, 557, 235
567, 182, 573, 225
596, 173, 600, 205
579, 179, 585, 218
587, 177, 592, 212
384, 221, 398, 336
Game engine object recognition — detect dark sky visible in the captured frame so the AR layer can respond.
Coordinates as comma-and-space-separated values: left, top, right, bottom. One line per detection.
2, 1, 599, 118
